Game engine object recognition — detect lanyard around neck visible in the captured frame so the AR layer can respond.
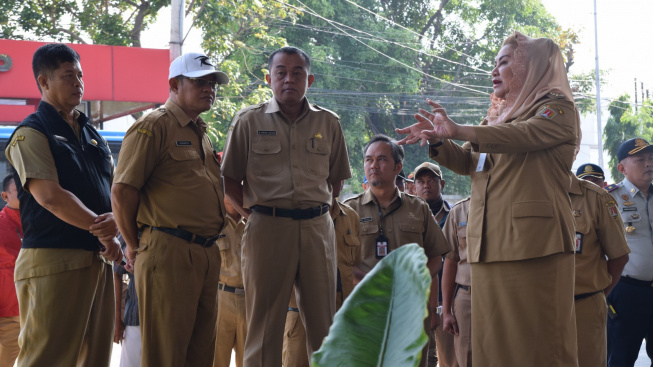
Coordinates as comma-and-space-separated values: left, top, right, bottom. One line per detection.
376, 195, 402, 236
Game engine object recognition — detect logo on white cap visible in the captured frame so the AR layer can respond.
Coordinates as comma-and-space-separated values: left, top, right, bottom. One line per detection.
168, 52, 229, 85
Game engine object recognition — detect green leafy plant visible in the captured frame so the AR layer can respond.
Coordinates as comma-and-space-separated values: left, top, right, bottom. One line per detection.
312, 243, 431, 367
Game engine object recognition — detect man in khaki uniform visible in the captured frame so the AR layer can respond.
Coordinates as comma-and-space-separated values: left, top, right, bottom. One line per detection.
570, 163, 629, 367
214, 197, 247, 367
282, 180, 361, 367
221, 46, 351, 367
441, 197, 471, 367
112, 52, 228, 367
5, 43, 121, 367
344, 134, 451, 367
413, 162, 455, 367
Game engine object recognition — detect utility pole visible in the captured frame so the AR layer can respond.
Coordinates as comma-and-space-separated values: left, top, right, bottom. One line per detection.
635, 78, 638, 113
170, 0, 184, 62
593, 0, 603, 167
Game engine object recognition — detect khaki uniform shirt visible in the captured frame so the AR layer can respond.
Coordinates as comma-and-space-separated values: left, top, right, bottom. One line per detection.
221, 98, 351, 209
429, 95, 578, 263
569, 176, 630, 295
332, 200, 361, 301
113, 100, 225, 237
217, 215, 246, 288
443, 197, 471, 287
344, 189, 451, 273
608, 178, 653, 281
6, 107, 109, 278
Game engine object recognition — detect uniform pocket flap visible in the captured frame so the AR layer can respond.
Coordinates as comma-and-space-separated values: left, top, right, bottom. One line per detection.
512, 201, 553, 218
170, 149, 200, 161
252, 140, 281, 154
399, 222, 424, 233
344, 234, 360, 246
306, 139, 330, 154
360, 224, 379, 236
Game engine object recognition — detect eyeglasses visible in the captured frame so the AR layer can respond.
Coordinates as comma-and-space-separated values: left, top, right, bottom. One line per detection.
179, 76, 218, 90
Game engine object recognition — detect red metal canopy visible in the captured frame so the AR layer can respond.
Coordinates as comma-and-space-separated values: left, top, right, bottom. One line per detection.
0, 39, 170, 124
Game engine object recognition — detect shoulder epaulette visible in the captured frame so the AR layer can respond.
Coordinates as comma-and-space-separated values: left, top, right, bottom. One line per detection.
342, 192, 364, 204
312, 104, 339, 119
580, 180, 607, 195
452, 196, 471, 208
605, 183, 621, 192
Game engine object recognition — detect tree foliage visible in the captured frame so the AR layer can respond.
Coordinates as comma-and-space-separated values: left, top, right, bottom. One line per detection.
602, 94, 652, 182
0, 0, 168, 46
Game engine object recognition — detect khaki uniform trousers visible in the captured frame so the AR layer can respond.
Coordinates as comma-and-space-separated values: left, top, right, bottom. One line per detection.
471, 253, 577, 367
242, 212, 336, 367
15, 255, 114, 367
575, 291, 607, 367
214, 289, 247, 367
453, 287, 472, 367
135, 229, 221, 367
435, 321, 458, 367
282, 309, 309, 367
0, 316, 20, 367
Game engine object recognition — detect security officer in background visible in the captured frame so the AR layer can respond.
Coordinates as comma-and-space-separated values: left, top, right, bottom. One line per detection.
282, 179, 361, 367
5, 43, 121, 367
344, 134, 451, 367
606, 138, 653, 367
570, 163, 629, 367
413, 161, 455, 367
214, 196, 247, 367
221, 46, 351, 367
441, 197, 472, 367
112, 52, 229, 367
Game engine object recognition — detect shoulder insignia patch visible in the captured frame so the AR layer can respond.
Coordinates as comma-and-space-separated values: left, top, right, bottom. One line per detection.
137, 128, 153, 137
11, 135, 25, 146
605, 183, 620, 192
539, 105, 557, 119
605, 200, 619, 220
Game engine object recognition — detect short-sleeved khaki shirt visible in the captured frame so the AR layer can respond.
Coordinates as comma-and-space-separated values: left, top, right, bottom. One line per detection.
217, 215, 246, 288
569, 176, 630, 295
221, 98, 351, 209
344, 189, 451, 273
113, 99, 225, 237
443, 197, 471, 287
332, 200, 361, 302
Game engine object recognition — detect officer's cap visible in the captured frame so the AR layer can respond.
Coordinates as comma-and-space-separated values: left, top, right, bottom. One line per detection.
576, 163, 604, 180
617, 138, 653, 162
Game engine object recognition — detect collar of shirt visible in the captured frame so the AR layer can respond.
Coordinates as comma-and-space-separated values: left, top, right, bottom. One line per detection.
165, 99, 208, 131
569, 175, 583, 195
330, 200, 348, 220
622, 177, 653, 199
264, 97, 319, 118
361, 187, 402, 210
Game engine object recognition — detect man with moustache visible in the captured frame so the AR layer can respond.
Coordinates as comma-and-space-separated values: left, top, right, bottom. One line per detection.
112, 52, 229, 367
5, 43, 121, 366
344, 134, 451, 367
606, 138, 653, 366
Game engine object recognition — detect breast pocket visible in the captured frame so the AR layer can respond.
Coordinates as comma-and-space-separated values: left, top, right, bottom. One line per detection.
305, 139, 330, 176
217, 235, 231, 268
170, 149, 201, 163
621, 210, 643, 238
399, 222, 424, 247
456, 225, 468, 252
251, 140, 282, 176
343, 234, 361, 266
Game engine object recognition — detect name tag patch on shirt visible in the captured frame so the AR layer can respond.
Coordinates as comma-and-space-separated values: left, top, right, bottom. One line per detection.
257, 130, 276, 135
360, 217, 373, 223
575, 232, 583, 253
176, 141, 192, 146
622, 207, 637, 212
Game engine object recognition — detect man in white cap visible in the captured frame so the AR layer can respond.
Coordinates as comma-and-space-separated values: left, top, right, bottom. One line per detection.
112, 52, 229, 367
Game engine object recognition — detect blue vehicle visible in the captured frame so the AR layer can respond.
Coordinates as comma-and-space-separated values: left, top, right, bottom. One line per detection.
0, 126, 125, 180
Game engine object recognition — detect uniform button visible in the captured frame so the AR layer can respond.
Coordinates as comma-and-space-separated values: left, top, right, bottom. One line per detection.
480, 200, 485, 206
293, 165, 298, 168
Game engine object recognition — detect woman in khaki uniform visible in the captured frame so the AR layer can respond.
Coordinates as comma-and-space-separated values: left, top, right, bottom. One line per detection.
398, 32, 580, 366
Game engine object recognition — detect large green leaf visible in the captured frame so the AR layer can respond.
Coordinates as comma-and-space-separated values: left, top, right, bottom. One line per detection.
312, 243, 431, 367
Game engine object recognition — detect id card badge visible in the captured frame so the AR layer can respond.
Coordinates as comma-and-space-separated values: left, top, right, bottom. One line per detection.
575, 232, 583, 253
475, 153, 487, 172
375, 234, 390, 259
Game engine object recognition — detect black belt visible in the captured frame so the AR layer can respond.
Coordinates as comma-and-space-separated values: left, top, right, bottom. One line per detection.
288, 307, 299, 312
150, 226, 219, 247
218, 283, 245, 295
620, 276, 653, 288
250, 204, 330, 220
574, 290, 601, 300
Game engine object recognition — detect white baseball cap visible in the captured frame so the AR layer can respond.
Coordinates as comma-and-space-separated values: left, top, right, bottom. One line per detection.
168, 52, 229, 85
